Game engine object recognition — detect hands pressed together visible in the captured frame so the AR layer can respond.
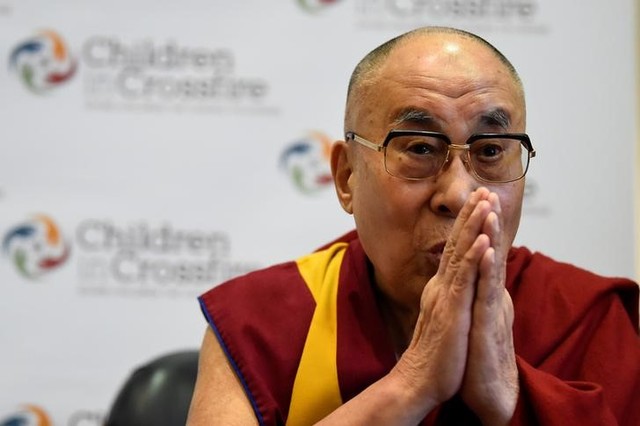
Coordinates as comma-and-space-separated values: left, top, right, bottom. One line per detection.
395, 187, 519, 425
190, 187, 522, 426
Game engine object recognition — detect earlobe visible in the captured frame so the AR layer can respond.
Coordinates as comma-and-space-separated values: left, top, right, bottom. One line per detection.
330, 141, 354, 214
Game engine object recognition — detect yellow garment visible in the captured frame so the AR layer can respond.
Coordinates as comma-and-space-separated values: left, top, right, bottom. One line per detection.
286, 242, 348, 426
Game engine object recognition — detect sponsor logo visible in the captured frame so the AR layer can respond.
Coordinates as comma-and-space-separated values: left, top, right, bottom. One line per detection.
2, 213, 258, 296
9, 30, 77, 94
297, 0, 342, 12
0, 404, 52, 426
74, 219, 260, 297
293, 0, 546, 32
280, 130, 334, 194
3, 215, 71, 279
81, 37, 277, 114
9, 30, 277, 114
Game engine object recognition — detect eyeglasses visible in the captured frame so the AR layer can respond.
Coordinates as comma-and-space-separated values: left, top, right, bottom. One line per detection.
345, 130, 536, 183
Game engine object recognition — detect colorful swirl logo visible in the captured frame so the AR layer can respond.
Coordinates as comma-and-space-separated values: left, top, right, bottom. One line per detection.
297, 0, 341, 12
0, 404, 52, 426
280, 131, 334, 194
3, 215, 71, 279
9, 30, 77, 94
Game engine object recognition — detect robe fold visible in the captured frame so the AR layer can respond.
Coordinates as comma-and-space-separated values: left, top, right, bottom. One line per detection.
198, 231, 640, 425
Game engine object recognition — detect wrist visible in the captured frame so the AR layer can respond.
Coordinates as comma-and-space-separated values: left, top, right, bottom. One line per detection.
387, 358, 440, 421
314, 370, 438, 426
470, 381, 519, 426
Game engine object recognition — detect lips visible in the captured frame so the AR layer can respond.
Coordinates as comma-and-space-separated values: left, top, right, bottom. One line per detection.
425, 241, 446, 265
428, 241, 446, 255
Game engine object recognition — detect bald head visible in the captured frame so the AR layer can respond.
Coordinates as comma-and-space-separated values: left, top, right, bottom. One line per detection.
345, 27, 525, 132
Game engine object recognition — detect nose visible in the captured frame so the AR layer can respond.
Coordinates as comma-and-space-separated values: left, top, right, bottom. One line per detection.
429, 153, 479, 218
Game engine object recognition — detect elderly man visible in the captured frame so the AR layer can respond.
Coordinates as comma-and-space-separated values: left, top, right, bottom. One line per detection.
188, 27, 640, 425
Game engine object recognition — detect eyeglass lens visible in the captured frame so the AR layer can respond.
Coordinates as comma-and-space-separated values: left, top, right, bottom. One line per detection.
384, 135, 528, 182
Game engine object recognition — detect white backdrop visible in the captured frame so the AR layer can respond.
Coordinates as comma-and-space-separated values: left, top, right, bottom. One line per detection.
0, 1, 637, 424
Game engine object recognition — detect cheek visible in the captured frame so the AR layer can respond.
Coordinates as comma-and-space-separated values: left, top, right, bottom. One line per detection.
351, 168, 401, 237
354, 184, 432, 275
350, 152, 433, 241
354, 171, 417, 226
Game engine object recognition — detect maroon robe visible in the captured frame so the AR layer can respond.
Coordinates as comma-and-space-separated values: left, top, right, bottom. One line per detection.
199, 231, 640, 425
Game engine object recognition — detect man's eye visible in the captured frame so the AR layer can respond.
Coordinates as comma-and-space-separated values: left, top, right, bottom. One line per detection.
481, 144, 502, 157
474, 141, 505, 161
406, 142, 434, 155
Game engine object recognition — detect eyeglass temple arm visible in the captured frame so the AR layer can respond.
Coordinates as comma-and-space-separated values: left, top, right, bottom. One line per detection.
346, 132, 384, 152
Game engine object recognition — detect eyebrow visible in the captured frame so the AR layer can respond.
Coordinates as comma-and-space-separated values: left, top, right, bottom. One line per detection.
391, 108, 437, 127
391, 107, 512, 131
480, 108, 511, 129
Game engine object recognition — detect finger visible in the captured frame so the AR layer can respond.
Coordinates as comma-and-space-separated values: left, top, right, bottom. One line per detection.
482, 211, 500, 248
441, 199, 492, 280
474, 244, 512, 329
485, 192, 506, 258
440, 188, 486, 264
475, 247, 500, 314
440, 188, 491, 273
482, 193, 507, 287
448, 233, 491, 310
448, 187, 489, 253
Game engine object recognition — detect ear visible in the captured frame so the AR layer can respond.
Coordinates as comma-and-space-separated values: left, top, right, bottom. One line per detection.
330, 140, 354, 214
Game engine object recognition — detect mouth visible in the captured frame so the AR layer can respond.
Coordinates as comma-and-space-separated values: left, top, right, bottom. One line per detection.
425, 241, 446, 265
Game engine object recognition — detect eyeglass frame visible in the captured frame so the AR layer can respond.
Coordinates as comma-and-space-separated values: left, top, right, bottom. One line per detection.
345, 129, 536, 183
